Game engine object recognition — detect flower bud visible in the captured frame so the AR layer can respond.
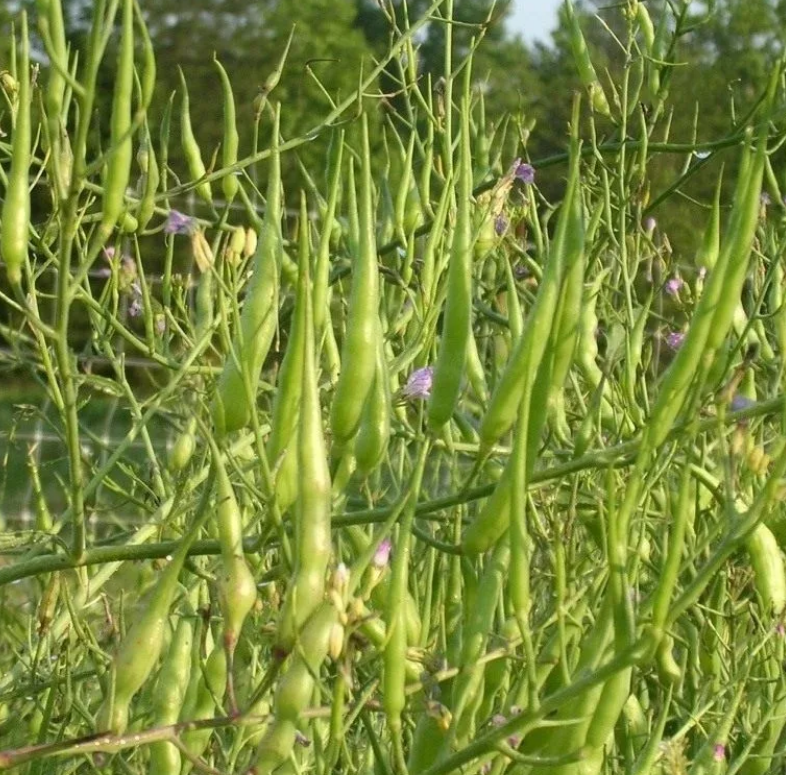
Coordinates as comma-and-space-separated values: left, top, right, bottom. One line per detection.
192, 229, 214, 273
328, 622, 345, 660
244, 227, 258, 257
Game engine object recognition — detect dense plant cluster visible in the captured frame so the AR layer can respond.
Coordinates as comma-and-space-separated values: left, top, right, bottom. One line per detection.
1, 1, 786, 774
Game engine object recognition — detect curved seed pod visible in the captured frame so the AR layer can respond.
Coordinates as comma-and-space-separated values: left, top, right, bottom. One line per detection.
179, 645, 227, 775
746, 523, 786, 617
177, 67, 212, 205
330, 114, 380, 448
209, 443, 257, 705
96, 527, 206, 734
214, 56, 239, 203
654, 633, 682, 687
442, 541, 510, 754
168, 417, 197, 474
354, 335, 392, 477
643, 75, 775, 452
267, 193, 310, 512
564, 0, 611, 117
585, 667, 633, 749
253, 602, 339, 774
137, 118, 160, 231
478, 108, 582, 453
98, 0, 134, 242
384, 446, 429, 767
1, 11, 31, 285
428, 81, 474, 430
149, 617, 194, 775
277, 210, 332, 652
212, 106, 282, 435
461, 465, 512, 556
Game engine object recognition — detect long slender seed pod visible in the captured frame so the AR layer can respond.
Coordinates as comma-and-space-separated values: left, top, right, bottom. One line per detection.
443, 540, 510, 752
209, 443, 257, 706
277, 210, 332, 651
330, 114, 380, 448
214, 56, 239, 203
355, 335, 392, 476
428, 78, 474, 430
266, 193, 310, 513
253, 602, 339, 774
137, 118, 160, 231
149, 617, 194, 775
177, 67, 212, 205
212, 106, 282, 434
96, 510, 213, 735
384, 444, 430, 769
478, 107, 582, 453
1, 12, 31, 285
98, 0, 134, 240
564, 0, 612, 117
179, 645, 227, 775
314, 129, 344, 339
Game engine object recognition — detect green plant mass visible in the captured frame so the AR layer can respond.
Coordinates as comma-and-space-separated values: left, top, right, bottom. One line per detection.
1, 1, 786, 773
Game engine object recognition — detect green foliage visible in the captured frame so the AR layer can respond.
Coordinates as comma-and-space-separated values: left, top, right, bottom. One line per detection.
2, 2, 786, 775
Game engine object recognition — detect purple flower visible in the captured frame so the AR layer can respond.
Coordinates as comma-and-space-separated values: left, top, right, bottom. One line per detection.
713, 744, 725, 762
776, 622, 785, 637
644, 216, 656, 234
665, 276, 684, 296
494, 214, 508, 236
731, 394, 756, 412
665, 331, 685, 349
373, 538, 392, 568
512, 159, 535, 185
128, 298, 143, 318
164, 210, 196, 235
402, 366, 433, 400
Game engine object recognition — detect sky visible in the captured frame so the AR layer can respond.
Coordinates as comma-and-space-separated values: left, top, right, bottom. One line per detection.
508, 0, 562, 44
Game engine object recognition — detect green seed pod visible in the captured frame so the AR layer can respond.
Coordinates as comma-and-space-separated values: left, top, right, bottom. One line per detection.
564, 0, 612, 118
178, 67, 212, 205
428, 83, 475, 430
212, 106, 282, 435
149, 617, 194, 775
179, 646, 227, 775
1, 12, 31, 285
214, 56, 239, 203
211, 447, 257, 658
253, 602, 339, 774
746, 523, 786, 617
98, 0, 135, 242
655, 633, 682, 687
267, 193, 310, 512
461, 466, 512, 556
276, 205, 332, 652
330, 115, 380, 447
137, 119, 160, 231
354, 336, 392, 477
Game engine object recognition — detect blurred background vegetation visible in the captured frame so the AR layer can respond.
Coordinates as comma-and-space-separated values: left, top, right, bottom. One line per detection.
1, 0, 784, 248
